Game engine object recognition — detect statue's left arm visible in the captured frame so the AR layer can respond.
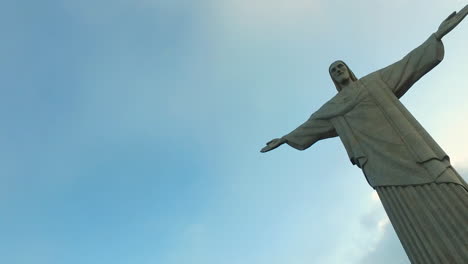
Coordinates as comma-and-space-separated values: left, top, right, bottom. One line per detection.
260, 116, 337, 153
378, 5, 467, 98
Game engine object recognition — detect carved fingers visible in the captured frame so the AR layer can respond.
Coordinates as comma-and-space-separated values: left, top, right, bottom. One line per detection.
436, 6, 468, 39
260, 138, 284, 153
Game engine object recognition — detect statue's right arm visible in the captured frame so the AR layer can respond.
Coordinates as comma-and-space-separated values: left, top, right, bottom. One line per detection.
377, 33, 444, 98
377, 5, 467, 98
260, 117, 337, 153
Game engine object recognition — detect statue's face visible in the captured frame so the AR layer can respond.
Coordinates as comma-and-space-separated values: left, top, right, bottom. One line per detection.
329, 61, 351, 84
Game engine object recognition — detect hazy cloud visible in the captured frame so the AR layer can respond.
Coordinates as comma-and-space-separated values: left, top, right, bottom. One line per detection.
208, 0, 325, 35
357, 222, 410, 264
356, 193, 409, 264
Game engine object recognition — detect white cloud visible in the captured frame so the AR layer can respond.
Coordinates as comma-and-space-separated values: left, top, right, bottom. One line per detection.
357, 221, 409, 264
445, 134, 468, 168
314, 189, 398, 264
355, 201, 408, 264
208, 0, 324, 34
436, 115, 468, 169
377, 217, 390, 232
371, 190, 380, 202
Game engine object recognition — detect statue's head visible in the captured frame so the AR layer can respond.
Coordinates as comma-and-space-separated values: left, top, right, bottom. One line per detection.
329, 60, 358, 92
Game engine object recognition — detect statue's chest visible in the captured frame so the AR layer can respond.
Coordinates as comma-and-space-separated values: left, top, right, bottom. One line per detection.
338, 83, 377, 114
342, 86, 388, 127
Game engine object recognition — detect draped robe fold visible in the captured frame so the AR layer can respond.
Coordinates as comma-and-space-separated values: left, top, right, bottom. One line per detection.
282, 34, 468, 263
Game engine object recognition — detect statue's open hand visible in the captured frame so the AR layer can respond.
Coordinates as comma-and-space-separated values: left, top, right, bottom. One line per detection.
260, 138, 286, 153
436, 4, 468, 40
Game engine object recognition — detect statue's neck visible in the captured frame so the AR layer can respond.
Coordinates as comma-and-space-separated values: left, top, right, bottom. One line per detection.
339, 80, 354, 91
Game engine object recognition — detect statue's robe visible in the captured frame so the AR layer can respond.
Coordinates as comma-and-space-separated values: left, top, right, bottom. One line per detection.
283, 34, 468, 263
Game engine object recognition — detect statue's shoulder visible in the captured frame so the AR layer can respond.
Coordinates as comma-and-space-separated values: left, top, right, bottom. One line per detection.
360, 70, 382, 84
309, 92, 349, 120
322, 92, 343, 106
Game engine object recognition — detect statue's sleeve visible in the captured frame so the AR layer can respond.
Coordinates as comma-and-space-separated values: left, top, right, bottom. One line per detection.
283, 117, 337, 150
378, 34, 444, 98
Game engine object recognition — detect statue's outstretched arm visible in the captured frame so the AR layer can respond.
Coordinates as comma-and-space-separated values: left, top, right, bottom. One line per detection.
376, 5, 467, 98
261, 117, 337, 153
377, 35, 444, 98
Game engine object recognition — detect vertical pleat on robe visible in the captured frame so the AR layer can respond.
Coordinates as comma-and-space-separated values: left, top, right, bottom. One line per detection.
376, 175, 468, 264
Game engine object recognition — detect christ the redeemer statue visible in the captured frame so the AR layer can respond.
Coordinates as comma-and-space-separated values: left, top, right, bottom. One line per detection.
261, 6, 468, 264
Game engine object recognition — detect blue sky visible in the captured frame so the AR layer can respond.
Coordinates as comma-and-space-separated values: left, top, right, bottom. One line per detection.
0, 0, 467, 263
